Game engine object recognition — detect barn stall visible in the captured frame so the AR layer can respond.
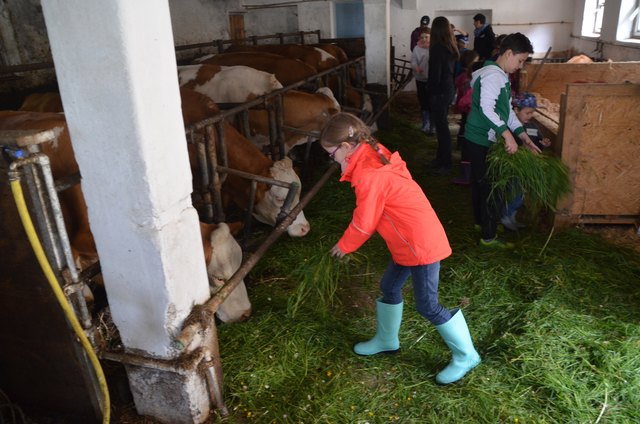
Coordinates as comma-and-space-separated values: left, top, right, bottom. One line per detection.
0, 0, 415, 422
519, 60, 640, 227
0, 0, 636, 420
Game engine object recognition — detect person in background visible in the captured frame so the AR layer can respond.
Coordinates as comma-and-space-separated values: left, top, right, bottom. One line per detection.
500, 92, 551, 231
320, 112, 481, 385
410, 15, 431, 51
472, 13, 496, 62
464, 32, 540, 248
489, 34, 508, 61
452, 50, 480, 186
454, 34, 470, 77
411, 28, 432, 134
428, 16, 459, 175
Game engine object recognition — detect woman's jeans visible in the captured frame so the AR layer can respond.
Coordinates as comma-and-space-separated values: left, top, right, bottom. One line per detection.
379, 260, 452, 325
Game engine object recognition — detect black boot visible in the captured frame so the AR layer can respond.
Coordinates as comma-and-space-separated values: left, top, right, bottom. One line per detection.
452, 161, 471, 185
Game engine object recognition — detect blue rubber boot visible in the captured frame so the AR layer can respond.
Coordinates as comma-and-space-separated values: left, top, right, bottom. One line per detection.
435, 309, 481, 384
353, 300, 403, 356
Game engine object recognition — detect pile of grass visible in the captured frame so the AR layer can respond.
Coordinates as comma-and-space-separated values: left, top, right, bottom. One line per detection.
487, 140, 571, 213
287, 249, 372, 318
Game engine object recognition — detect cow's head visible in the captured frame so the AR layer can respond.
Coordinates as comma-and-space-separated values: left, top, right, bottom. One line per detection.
316, 87, 341, 115
200, 222, 252, 323
253, 157, 310, 237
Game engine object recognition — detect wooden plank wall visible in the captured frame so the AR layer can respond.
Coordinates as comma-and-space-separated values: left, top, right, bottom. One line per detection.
554, 83, 640, 227
520, 62, 640, 103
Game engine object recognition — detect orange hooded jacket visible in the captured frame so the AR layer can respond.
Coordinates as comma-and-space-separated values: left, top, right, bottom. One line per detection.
337, 143, 451, 266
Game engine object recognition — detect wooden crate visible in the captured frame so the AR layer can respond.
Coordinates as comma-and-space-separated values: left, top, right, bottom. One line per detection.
553, 83, 640, 227
518, 62, 640, 227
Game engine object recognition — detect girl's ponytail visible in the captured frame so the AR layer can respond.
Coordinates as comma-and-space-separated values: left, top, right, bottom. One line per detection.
364, 135, 390, 165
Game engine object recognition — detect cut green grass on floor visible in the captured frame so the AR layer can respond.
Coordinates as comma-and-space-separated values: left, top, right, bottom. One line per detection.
216, 102, 640, 423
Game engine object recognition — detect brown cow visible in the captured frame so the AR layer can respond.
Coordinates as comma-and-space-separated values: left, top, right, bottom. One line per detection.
177, 66, 340, 154
178, 64, 283, 103
247, 87, 341, 152
193, 51, 317, 87
225, 43, 340, 73
180, 88, 311, 237
0, 109, 252, 323
230, 43, 370, 114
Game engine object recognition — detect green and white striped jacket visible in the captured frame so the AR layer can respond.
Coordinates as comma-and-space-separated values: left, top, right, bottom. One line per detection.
465, 61, 524, 147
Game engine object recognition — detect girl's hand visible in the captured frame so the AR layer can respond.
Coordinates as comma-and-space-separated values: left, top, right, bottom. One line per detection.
330, 244, 346, 258
519, 133, 542, 154
541, 137, 551, 147
524, 142, 541, 153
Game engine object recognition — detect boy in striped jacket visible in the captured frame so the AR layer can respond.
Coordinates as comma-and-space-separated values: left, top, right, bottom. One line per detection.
464, 32, 541, 248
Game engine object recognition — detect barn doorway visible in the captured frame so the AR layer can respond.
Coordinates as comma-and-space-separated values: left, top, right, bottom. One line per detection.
438, 9, 492, 51
336, 1, 364, 38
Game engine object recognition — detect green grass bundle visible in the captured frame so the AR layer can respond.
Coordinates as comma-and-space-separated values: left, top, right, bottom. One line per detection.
487, 140, 572, 213
286, 249, 358, 318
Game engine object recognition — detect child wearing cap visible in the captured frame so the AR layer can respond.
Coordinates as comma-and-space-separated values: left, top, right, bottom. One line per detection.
410, 15, 431, 51
499, 92, 551, 230
454, 34, 470, 77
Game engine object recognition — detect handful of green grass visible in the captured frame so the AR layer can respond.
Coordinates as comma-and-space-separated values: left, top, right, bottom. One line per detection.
487, 140, 571, 213
287, 249, 361, 318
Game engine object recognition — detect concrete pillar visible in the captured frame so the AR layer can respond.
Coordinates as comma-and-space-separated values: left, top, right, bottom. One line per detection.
40, 0, 212, 422
363, 0, 390, 92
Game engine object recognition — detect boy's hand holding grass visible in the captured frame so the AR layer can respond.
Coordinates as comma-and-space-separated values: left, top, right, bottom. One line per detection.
502, 130, 519, 154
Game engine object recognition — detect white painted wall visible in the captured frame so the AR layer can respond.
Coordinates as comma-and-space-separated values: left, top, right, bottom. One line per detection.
298, 2, 335, 42
571, 0, 640, 61
169, 0, 243, 45
391, 0, 576, 90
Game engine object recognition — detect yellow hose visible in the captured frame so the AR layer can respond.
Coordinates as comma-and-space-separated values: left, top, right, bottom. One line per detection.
10, 179, 110, 424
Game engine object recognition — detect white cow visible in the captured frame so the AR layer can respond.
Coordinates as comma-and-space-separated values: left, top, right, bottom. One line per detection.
178, 64, 283, 103
200, 222, 251, 323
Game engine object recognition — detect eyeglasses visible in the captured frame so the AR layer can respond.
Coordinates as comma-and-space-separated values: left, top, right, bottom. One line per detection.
328, 144, 341, 160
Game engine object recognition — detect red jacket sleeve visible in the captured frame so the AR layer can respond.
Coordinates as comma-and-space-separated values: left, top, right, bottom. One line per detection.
337, 174, 387, 253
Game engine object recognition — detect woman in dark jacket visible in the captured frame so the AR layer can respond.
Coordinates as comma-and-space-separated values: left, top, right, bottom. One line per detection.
427, 16, 459, 175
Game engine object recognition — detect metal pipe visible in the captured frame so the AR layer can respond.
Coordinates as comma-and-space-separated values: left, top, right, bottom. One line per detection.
195, 133, 214, 222
215, 165, 294, 189
23, 160, 65, 271
205, 125, 226, 222
102, 351, 188, 373
275, 95, 286, 160
202, 323, 228, 416
275, 181, 299, 224
9, 154, 92, 328
205, 163, 337, 314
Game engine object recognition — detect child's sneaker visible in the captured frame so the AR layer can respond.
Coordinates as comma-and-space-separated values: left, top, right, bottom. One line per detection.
500, 215, 518, 231
479, 237, 514, 249
474, 224, 505, 233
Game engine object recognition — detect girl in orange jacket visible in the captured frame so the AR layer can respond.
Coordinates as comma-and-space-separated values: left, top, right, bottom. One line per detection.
320, 113, 480, 384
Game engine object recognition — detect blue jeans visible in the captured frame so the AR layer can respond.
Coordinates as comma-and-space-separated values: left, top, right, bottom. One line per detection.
504, 194, 524, 217
379, 260, 452, 325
